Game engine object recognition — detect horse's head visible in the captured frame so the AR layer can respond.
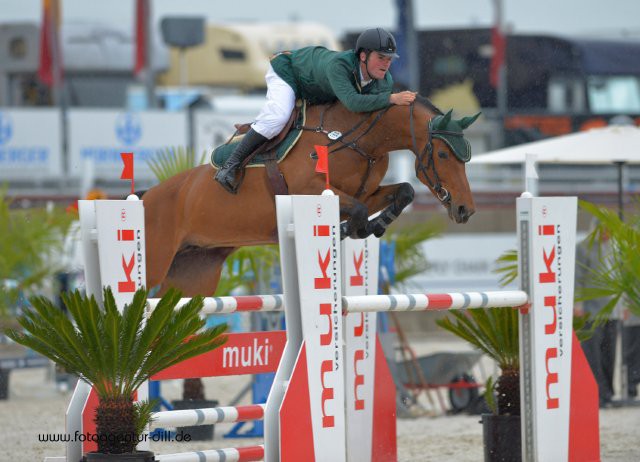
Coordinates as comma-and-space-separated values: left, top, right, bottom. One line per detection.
412, 108, 479, 223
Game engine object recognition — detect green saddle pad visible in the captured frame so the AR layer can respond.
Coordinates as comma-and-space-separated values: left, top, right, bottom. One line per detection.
210, 103, 306, 168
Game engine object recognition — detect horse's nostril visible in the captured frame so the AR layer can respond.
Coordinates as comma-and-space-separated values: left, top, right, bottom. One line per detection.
458, 205, 467, 218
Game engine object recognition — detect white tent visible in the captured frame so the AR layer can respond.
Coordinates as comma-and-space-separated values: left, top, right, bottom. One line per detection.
470, 125, 640, 165
470, 125, 640, 212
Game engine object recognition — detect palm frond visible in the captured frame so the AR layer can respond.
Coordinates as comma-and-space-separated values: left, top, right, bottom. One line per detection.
577, 200, 640, 319
494, 249, 518, 287
483, 375, 497, 414
5, 287, 227, 402
436, 307, 519, 370
146, 147, 207, 183
215, 245, 280, 296
381, 219, 444, 291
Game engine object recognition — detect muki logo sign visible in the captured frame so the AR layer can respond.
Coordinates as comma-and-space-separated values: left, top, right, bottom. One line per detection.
222, 338, 272, 368
313, 223, 339, 428
115, 113, 142, 145
116, 227, 143, 294
0, 112, 13, 146
538, 223, 560, 410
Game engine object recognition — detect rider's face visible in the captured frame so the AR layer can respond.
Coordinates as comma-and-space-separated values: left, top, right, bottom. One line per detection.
360, 52, 393, 80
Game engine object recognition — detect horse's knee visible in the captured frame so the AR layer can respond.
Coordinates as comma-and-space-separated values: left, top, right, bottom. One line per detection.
396, 183, 415, 209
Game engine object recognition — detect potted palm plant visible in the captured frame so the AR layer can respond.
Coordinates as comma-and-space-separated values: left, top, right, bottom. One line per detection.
5, 287, 227, 460
436, 306, 521, 462
436, 244, 523, 461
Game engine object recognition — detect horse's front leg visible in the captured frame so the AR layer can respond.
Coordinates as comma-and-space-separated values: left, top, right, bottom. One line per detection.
357, 182, 415, 238
338, 193, 369, 240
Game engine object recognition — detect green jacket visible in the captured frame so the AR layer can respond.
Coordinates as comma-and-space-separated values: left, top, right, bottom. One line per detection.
270, 47, 393, 113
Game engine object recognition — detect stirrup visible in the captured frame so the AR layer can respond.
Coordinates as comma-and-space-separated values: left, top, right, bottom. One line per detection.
215, 165, 245, 194
219, 176, 240, 194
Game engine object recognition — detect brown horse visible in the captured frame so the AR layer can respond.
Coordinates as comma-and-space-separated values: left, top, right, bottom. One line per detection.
142, 97, 478, 296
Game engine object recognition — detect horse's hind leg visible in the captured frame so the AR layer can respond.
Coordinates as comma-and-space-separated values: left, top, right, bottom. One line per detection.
358, 182, 415, 238
158, 247, 237, 297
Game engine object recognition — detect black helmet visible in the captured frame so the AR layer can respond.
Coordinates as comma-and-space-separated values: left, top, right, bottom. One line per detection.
355, 28, 399, 58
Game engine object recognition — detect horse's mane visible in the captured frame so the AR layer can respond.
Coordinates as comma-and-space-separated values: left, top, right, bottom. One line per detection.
415, 95, 444, 116
317, 93, 443, 116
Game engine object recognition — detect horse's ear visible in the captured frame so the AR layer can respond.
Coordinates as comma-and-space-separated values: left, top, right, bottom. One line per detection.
438, 109, 453, 129
458, 112, 482, 129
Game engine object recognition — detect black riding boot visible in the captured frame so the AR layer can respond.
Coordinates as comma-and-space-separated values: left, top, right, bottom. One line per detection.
215, 128, 268, 194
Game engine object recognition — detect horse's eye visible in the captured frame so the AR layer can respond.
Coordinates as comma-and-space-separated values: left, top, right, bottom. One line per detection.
438, 150, 449, 159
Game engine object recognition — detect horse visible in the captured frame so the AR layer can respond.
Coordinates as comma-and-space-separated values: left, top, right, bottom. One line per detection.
142, 96, 479, 296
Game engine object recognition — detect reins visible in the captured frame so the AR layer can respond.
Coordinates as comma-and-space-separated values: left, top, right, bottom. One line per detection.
299, 101, 454, 205
410, 104, 451, 205
297, 104, 390, 198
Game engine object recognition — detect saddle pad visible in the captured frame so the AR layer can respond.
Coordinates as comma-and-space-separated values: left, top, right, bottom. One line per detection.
210, 102, 306, 169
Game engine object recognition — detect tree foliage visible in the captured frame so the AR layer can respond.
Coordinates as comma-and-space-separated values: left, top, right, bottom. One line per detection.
0, 187, 75, 319
576, 199, 640, 322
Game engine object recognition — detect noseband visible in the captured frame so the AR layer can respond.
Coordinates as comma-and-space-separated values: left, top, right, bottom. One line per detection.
409, 104, 454, 206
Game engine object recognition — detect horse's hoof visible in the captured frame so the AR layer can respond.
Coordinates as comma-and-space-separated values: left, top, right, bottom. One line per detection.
373, 226, 387, 238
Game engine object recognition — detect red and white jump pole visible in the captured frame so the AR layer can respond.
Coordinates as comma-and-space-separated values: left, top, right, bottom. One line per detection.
342, 290, 528, 313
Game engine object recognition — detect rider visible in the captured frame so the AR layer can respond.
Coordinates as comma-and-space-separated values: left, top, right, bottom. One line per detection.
214, 27, 417, 194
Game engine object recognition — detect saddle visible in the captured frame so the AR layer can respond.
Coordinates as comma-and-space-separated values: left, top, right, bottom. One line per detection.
226, 101, 303, 195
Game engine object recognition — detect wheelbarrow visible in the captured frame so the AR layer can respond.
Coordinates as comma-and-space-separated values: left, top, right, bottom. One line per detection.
395, 351, 486, 413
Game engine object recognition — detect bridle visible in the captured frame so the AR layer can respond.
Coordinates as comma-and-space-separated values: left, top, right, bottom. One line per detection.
300, 102, 454, 206
409, 104, 452, 206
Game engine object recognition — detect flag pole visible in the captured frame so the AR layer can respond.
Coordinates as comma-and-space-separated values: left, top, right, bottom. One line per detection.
325, 164, 330, 191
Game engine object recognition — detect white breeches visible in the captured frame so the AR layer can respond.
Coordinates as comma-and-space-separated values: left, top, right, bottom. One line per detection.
252, 64, 296, 139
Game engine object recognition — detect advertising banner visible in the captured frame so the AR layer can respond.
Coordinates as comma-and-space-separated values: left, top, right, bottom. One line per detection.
0, 108, 62, 179
68, 110, 188, 181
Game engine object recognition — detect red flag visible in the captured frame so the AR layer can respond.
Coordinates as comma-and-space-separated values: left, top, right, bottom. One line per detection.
121, 152, 134, 179
314, 145, 330, 190
121, 152, 135, 194
134, 0, 147, 76
38, 0, 62, 87
490, 27, 506, 89
315, 145, 328, 173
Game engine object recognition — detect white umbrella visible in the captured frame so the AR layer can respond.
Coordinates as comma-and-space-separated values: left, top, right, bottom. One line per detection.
470, 125, 640, 165
470, 125, 640, 216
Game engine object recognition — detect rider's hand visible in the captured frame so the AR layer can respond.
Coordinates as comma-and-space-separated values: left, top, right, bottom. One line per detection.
389, 91, 417, 106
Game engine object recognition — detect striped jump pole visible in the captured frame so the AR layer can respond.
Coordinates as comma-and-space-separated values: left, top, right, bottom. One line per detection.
151, 404, 265, 429
149, 290, 527, 315
150, 404, 265, 462
147, 295, 284, 315
155, 445, 265, 462
342, 290, 528, 313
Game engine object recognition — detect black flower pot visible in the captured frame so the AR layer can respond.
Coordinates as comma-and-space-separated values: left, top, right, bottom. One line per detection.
171, 399, 218, 441
83, 450, 155, 461
481, 414, 521, 462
